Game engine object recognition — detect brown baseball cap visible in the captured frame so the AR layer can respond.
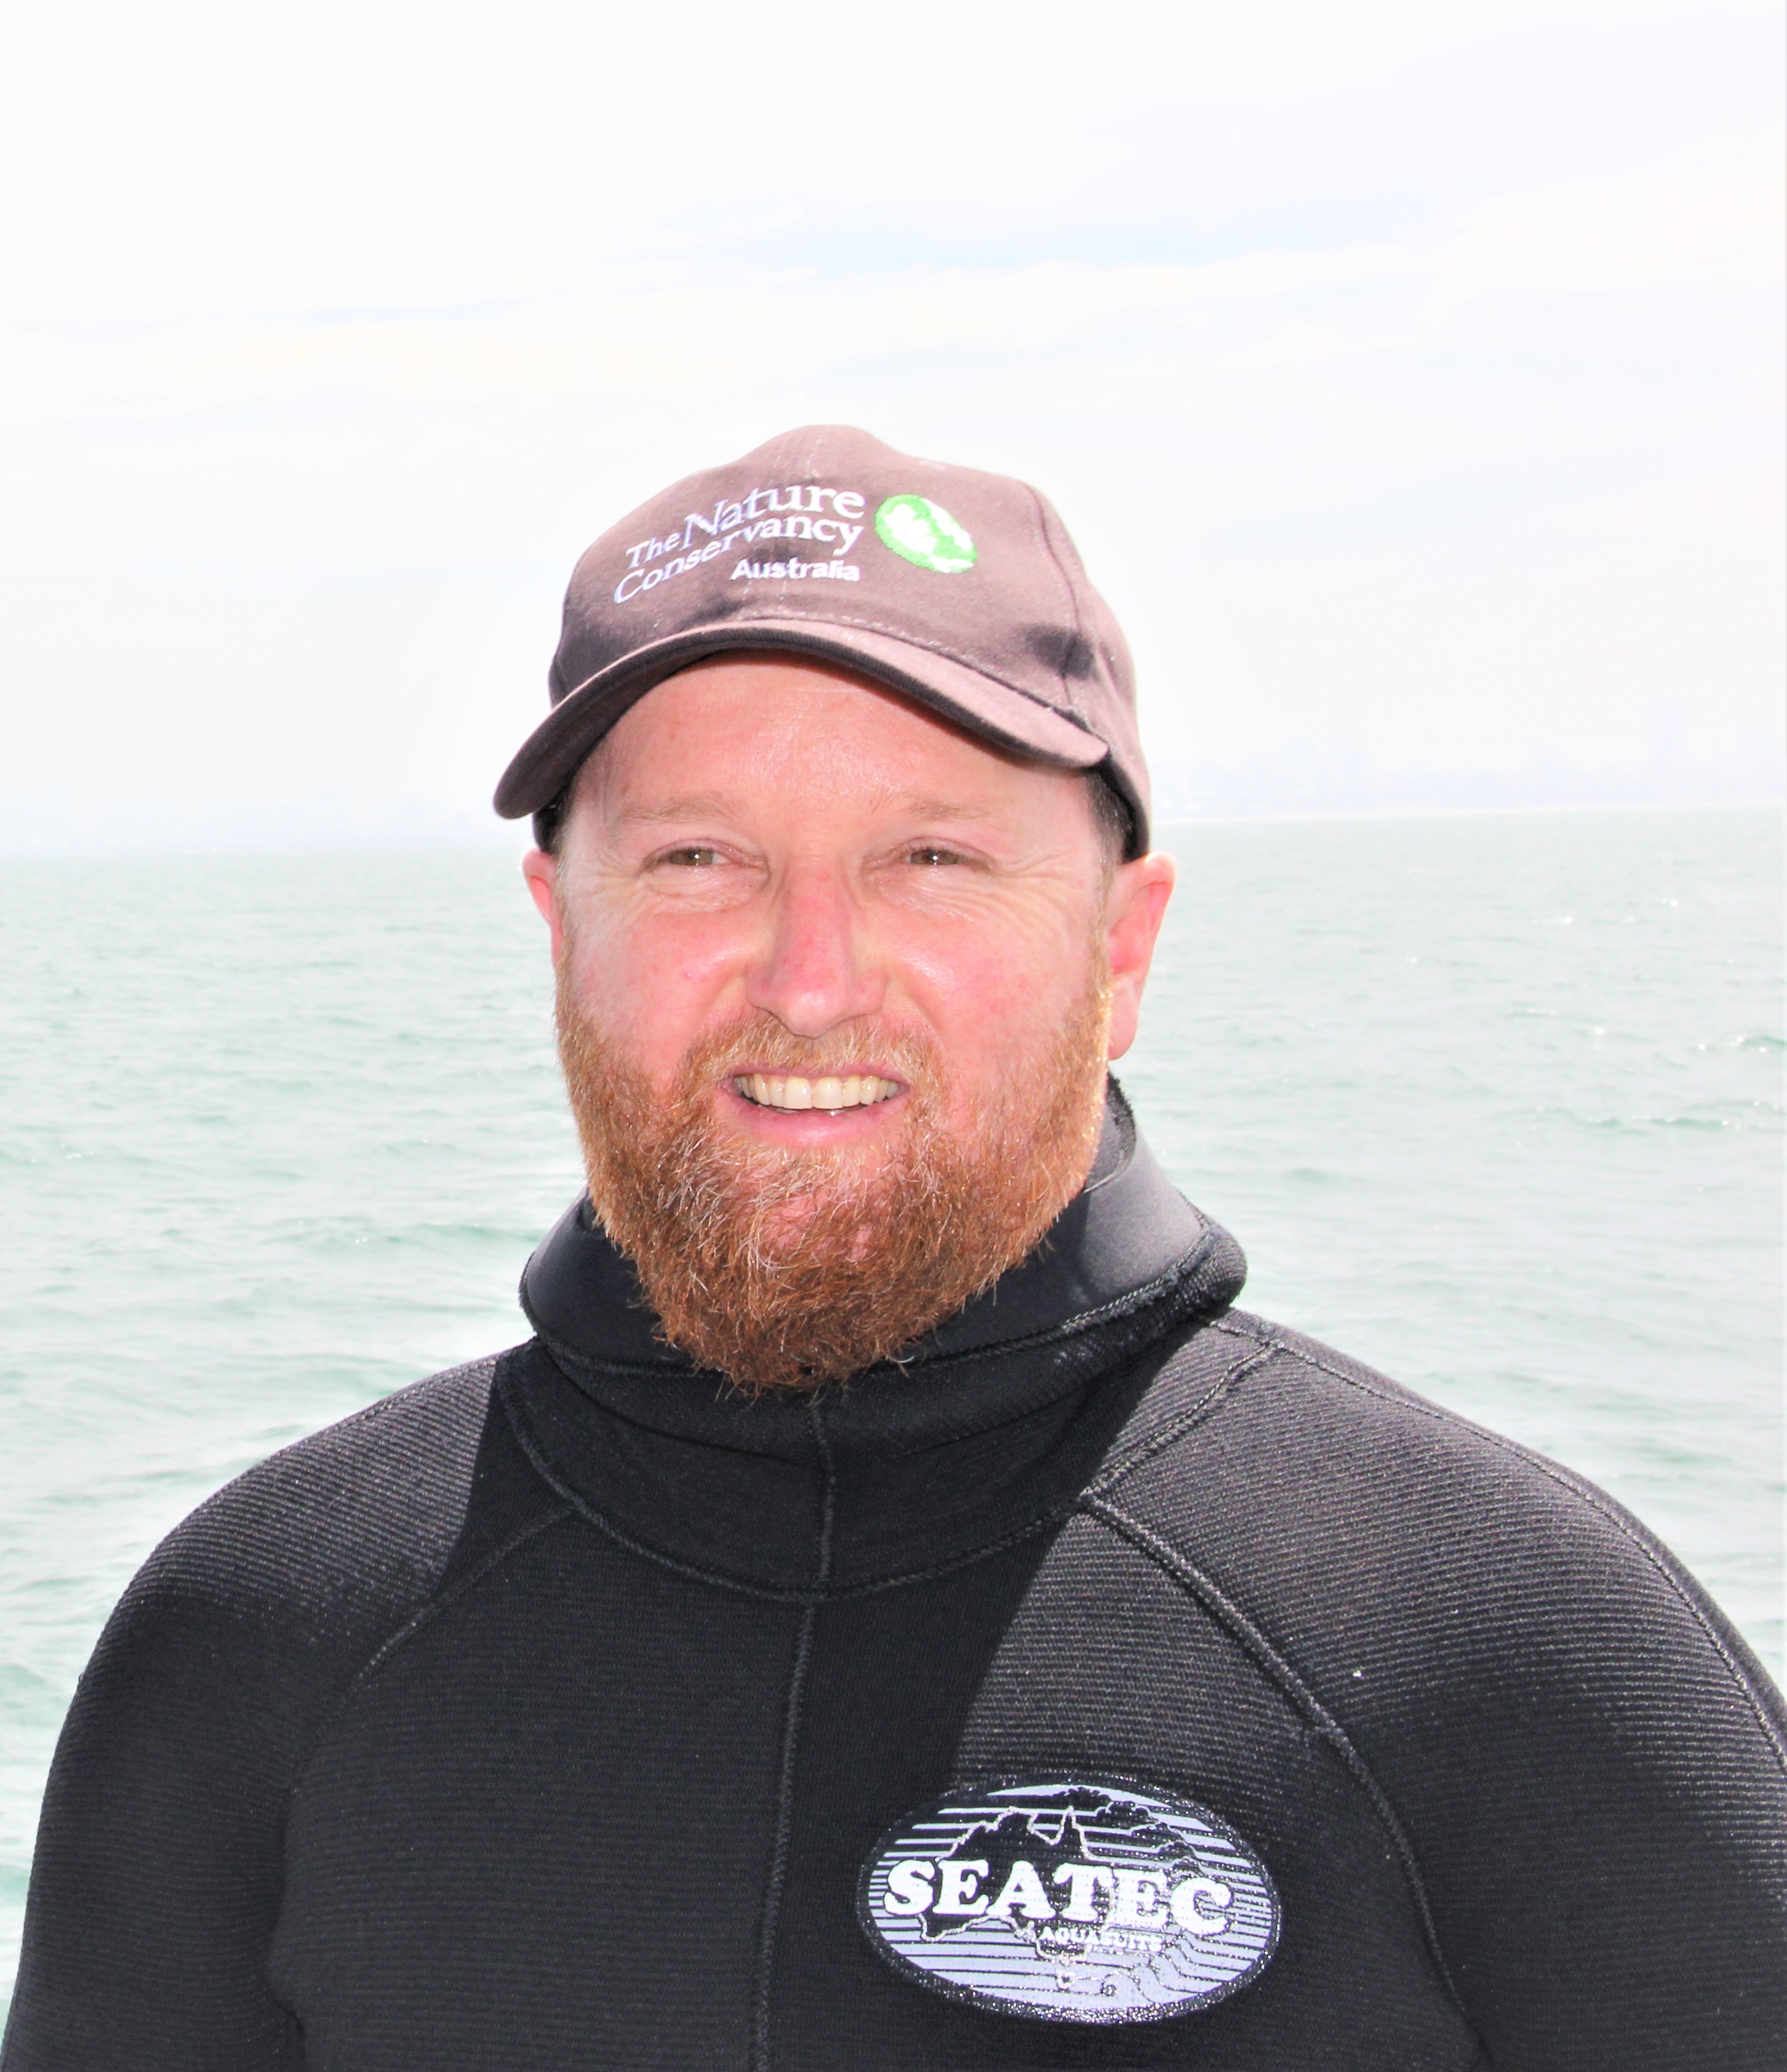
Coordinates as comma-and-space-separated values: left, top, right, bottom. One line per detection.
494, 425, 1150, 853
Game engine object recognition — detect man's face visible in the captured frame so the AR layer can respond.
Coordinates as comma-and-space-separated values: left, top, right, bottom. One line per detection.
524, 654, 1174, 1388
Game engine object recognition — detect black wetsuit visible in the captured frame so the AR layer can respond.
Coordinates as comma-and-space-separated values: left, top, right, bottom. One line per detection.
6, 1100, 1785, 2069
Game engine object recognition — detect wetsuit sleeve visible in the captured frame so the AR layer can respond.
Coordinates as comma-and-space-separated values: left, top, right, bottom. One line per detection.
1401, 1477, 1787, 2068
1, 1540, 309, 2069
1, 1364, 501, 2071
1294, 1345, 1787, 2067
1103, 1323, 1787, 2069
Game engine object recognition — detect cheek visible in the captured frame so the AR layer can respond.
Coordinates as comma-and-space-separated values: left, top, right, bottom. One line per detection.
562, 904, 750, 1085
898, 909, 1101, 1076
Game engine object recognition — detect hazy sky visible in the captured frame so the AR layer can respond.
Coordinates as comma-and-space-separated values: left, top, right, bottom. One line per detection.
3, 0, 1781, 845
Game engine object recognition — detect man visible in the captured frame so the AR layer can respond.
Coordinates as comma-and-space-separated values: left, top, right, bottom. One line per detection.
5, 426, 1783, 2069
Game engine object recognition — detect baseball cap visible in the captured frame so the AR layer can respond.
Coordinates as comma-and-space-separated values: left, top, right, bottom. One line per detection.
494, 425, 1150, 854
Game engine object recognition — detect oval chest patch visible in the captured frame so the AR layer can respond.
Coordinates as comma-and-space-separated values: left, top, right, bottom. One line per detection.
858, 1773, 1280, 2024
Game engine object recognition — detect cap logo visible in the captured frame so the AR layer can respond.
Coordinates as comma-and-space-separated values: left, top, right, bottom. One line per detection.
858, 1774, 1280, 2024
874, 494, 977, 574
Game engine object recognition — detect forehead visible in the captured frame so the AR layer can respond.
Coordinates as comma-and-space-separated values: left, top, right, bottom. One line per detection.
579, 654, 1080, 824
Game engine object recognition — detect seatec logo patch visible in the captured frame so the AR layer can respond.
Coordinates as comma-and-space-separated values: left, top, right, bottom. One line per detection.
873, 494, 977, 573
858, 1775, 1279, 2025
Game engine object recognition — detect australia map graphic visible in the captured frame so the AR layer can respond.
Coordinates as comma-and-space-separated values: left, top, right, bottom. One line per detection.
914, 1788, 1193, 1949
863, 1776, 1282, 2022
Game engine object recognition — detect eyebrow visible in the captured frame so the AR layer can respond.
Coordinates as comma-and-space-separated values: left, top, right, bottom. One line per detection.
880, 795, 999, 824
607, 792, 1000, 829
607, 793, 740, 828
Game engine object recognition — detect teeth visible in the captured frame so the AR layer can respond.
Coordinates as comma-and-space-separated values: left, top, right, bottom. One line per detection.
735, 1073, 901, 1112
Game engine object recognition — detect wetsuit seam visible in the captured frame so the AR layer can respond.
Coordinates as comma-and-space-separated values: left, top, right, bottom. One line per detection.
1238, 1328, 1787, 1776
284, 1503, 577, 1813
751, 1397, 835, 2072
507, 1423, 1069, 1601
829, 1509, 1068, 1596
497, 1365, 819, 1600
1080, 1494, 1487, 2055
878, 1225, 1225, 1372
500, 1355, 1082, 1600
1081, 1341, 1280, 1496
1082, 1071, 1138, 1192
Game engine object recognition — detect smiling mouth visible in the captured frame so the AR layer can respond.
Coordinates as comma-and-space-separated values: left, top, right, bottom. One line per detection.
732, 1073, 903, 1113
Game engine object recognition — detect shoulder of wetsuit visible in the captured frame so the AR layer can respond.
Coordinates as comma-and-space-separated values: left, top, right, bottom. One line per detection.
1097, 1306, 1787, 1750
46, 1350, 557, 1810
1081, 1309, 1787, 2059
128, 1353, 511, 1634
3, 1354, 553, 2071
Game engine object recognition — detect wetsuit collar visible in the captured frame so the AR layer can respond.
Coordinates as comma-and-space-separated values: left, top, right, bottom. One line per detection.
518, 1082, 1245, 1462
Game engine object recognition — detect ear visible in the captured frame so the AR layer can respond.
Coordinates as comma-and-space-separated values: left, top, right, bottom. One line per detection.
1101, 850, 1176, 1062
521, 847, 565, 964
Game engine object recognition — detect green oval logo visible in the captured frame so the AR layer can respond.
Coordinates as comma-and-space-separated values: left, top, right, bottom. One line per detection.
874, 494, 977, 574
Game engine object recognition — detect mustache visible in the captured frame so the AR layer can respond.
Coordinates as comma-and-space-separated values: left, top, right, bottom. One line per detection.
671, 1013, 940, 1095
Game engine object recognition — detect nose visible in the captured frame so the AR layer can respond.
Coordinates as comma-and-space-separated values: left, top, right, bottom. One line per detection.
745, 863, 886, 1039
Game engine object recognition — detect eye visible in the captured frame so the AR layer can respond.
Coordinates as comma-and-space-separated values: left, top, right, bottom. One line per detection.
655, 845, 722, 868
906, 844, 966, 868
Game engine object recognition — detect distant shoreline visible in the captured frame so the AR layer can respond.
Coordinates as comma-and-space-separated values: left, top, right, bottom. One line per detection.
1, 795, 1781, 863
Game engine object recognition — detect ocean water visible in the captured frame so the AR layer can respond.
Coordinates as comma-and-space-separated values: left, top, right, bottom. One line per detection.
0, 806, 1781, 2008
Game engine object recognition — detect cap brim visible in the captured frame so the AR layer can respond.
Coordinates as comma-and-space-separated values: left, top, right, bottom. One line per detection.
492, 620, 1109, 820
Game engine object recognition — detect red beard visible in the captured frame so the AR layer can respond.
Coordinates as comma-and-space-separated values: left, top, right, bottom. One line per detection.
556, 971, 1112, 1394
